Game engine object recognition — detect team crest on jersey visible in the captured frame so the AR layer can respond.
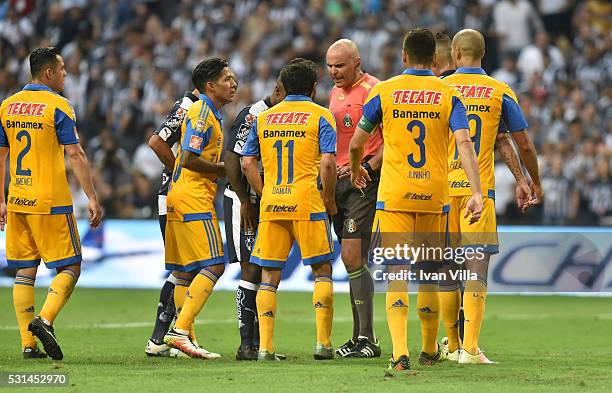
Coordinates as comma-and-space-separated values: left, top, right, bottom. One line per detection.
189, 135, 203, 150
344, 218, 357, 233
343, 113, 353, 128
196, 118, 206, 131
216, 136, 222, 148
338, 93, 345, 100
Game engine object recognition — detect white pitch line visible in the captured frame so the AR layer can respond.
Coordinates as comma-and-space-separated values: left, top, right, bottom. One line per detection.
1, 314, 611, 331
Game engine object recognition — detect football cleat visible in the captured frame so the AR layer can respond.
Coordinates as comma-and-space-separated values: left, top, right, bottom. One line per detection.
314, 343, 334, 360
145, 339, 188, 358
192, 345, 221, 359
28, 317, 62, 360
386, 355, 411, 374
346, 336, 381, 358
440, 337, 460, 362
23, 346, 47, 359
164, 329, 207, 359
236, 345, 258, 361
258, 350, 281, 361
334, 338, 355, 358
459, 348, 498, 364
419, 346, 443, 366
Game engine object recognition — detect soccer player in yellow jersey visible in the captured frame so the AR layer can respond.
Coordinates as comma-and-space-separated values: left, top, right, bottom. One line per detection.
162, 58, 237, 359
349, 29, 483, 372
439, 29, 541, 365
241, 59, 338, 361
0, 47, 102, 360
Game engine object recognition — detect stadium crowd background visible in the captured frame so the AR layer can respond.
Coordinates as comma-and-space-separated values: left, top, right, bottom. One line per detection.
0, 0, 610, 225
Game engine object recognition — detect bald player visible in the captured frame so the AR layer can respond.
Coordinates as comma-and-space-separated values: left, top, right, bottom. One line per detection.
434, 32, 537, 358
440, 29, 541, 364
327, 39, 383, 358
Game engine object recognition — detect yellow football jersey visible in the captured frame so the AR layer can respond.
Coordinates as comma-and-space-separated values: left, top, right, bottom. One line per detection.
166, 94, 224, 222
242, 95, 337, 222
0, 84, 79, 214
445, 67, 528, 198
359, 69, 469, 214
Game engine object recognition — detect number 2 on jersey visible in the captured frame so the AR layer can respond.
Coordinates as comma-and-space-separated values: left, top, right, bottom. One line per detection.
273, 139, 294, 185
16, 130, 32, 176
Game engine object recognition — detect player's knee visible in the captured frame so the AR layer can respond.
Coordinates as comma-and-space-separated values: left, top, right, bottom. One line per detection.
172, 270, 197, 282
340, 243, 363, 271
207, 263, 225, 278
58, 263, 81, 280
240, 262, 261, 284
311, 261, 332, 278
16, 267, 37, 279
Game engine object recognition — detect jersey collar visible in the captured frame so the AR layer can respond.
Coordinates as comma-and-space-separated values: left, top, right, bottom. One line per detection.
23, 83, 56, 93
456, 67, 487, 75
284, 95, 312, 102
200, 93, 222, 120
402, 68, 435, 76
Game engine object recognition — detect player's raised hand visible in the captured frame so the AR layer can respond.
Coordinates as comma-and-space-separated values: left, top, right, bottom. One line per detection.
240, 200, 257, 232
465, 193, 483, 225
0, 202, 6, 231
88, 198, 103, 229
350, 165, 370, 190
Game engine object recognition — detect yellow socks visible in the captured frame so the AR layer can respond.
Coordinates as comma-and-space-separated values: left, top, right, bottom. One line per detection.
256, 283, 278, 353
13, 275, 36, 348
439, 285, 462, 352
463, 278, 487, 355
313, 276, 333, 347
386, 280, 409, 360
175, 268, 219, 332
417, 283, 440, 355
39, 270, 77, 325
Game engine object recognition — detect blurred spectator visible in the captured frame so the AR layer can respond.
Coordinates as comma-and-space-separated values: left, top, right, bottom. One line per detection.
0, 0, 608, 226
493, 0, 544, 57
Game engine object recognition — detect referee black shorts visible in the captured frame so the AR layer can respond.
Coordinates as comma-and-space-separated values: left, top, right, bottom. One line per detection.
223, 188, 258, 264
332, 172, 379, 245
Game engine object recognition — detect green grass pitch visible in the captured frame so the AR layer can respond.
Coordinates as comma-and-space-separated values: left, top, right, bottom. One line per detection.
1, 288, 611, 392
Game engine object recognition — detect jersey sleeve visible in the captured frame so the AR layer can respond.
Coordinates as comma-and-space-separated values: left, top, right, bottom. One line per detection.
318, 112, 337, 154
54, 100, 79, 145
225, 105, 252, 154
154, 99, 186, 147
501, 87, 528, 132
181, 105, 213, 156
241, 119, 260, 157
0, 120, 8, 147
449, 88, 469, 132
358, 85, 382, 133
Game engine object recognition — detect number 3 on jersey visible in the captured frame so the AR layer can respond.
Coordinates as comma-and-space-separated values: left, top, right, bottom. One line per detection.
407, 120, 426, 168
